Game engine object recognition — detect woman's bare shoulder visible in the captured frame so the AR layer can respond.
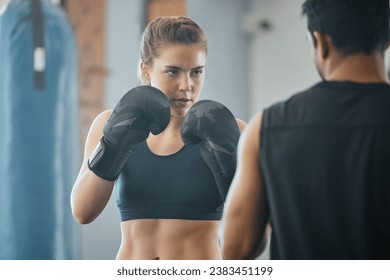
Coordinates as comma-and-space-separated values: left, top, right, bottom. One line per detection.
83, 109, 113, 158
92, 109, 113, 128
235, 118, 247, 132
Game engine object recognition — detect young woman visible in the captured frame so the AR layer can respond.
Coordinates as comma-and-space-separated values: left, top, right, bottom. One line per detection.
71, 16, 246, 260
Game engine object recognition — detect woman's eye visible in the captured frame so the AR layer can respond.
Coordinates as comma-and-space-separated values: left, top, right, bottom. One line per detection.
167, 69, 178, 76
191, 69, 203, 76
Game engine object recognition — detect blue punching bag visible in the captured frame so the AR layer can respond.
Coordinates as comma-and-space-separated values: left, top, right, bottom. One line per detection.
0, 0, 80, 259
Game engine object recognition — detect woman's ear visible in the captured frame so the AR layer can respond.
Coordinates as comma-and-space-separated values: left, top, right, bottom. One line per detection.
139, 61, 151, 85
141, 62, 149, 80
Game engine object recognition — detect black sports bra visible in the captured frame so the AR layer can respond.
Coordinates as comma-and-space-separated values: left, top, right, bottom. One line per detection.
115, 141, 223, 221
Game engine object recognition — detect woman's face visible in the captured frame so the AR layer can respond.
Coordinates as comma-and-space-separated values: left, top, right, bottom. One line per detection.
144, 43, 207, 118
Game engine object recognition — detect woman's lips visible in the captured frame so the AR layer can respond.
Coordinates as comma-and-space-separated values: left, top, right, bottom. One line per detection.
172, 99, 192, 106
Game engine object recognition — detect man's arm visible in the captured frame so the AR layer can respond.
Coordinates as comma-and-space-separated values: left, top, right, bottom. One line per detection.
221, 112, 269, 259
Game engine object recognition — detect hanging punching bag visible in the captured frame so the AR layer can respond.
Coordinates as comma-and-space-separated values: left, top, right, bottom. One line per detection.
0, 0, 80, 259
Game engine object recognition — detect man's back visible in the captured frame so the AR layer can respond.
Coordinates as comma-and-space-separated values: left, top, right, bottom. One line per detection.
260, 81, 390, 259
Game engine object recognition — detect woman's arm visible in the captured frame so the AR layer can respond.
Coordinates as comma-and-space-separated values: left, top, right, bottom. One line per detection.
70, 110, 114, 224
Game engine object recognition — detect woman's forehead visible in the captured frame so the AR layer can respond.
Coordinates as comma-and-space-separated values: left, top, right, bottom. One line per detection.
154, 43, 207, 67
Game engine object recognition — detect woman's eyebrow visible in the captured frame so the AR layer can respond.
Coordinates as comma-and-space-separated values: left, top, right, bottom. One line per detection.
164, 65, 205, 70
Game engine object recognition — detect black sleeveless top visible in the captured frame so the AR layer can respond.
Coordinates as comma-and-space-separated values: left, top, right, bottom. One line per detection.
115, 141, 223, 221
260, 81, 390, 259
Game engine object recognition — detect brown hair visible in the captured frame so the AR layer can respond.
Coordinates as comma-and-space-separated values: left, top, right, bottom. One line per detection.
138, 16, 208, 84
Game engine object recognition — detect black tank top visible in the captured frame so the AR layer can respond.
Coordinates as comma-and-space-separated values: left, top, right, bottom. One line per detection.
115, 141, 223, 221
260, 81, 390, 259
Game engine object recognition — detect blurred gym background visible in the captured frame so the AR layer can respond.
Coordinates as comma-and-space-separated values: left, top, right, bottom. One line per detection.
0, 0, 388, 260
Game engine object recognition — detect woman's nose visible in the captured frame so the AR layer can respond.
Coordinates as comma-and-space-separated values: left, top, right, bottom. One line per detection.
179, 74, 192, 92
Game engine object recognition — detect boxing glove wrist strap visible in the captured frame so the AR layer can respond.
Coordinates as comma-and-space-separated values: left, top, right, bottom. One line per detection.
88, 137, 131, 181
199, 141, 237, 201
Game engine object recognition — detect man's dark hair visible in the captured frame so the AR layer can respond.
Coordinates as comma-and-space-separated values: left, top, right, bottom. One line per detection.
302, 0, 390, 55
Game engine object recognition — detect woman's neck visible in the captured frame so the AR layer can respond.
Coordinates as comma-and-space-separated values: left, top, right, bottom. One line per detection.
155, 114, 184, 137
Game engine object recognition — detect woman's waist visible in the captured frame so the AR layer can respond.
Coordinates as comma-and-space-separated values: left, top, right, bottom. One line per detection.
118, 219, 221, 260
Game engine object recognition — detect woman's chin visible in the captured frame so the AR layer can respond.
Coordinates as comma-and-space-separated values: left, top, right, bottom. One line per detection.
170, 109, 189, 118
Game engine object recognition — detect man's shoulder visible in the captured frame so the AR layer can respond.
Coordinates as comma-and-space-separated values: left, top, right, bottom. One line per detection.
261, 82, 324, 127
265, 83, 318, 114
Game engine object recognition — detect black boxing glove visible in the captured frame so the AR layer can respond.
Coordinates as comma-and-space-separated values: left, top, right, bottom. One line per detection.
181, 100, 240, 200
88, 86, 170, 181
